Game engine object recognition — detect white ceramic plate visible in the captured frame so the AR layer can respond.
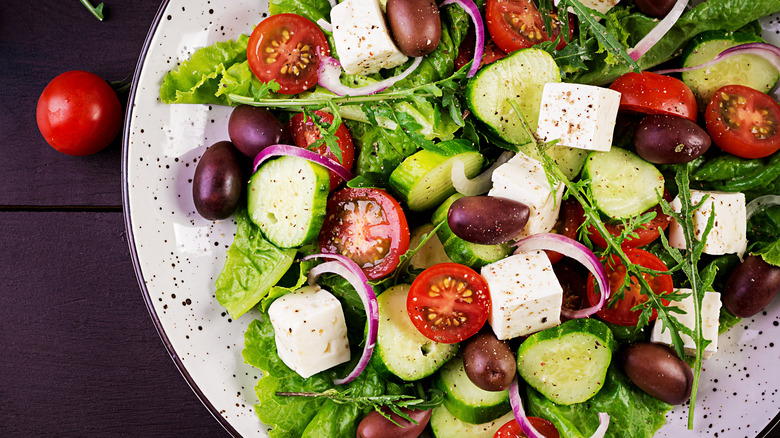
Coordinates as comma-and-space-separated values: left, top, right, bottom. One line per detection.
122, 1, 780, 436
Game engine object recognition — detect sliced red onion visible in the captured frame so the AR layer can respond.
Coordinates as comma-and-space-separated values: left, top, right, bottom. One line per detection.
654, 43, 780, 80
316, 18, 332, 33
509, 378, 546, 438
326, 0, 336, 7
252, 144, 354, 182
303, 253, 378, 385
318, 55, 423, 96
590, 412, 611, 438
451, 151, 513, 196
440, 0, 484, 77
513, 233, 609, 319
628, 0, 688, 61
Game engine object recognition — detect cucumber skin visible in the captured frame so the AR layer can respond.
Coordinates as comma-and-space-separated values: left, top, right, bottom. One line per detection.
433, 357, 511, 424
516, 319, 615, 405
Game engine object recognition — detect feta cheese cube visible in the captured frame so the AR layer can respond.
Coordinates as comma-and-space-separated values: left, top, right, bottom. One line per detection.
668, 190, 747, 255
481, 251, 563, 340
650, 290, 722, 358
331, 0, 408, 76
554, 0, 621, 15
488, 152, 564, 238
536, 82, 622, 152
268, 285, 350, 378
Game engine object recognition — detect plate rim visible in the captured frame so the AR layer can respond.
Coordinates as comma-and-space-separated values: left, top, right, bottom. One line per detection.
120, 1, 241, 436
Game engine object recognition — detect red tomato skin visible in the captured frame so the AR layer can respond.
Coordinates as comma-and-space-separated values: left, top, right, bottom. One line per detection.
494, 417, 560, 438
609, 72, 697, 122
36, 70, 122, 156
455, 28, 507, 71
486, 0, 572, 54
705, 85, 780, 159
586, 191, 673, 249
545, 199, 583, 264
407, 263, 491, 344
247, 14, 329, 95
587, 248, 673, 326
288, 111, 355, 191
319, 188, 410, 280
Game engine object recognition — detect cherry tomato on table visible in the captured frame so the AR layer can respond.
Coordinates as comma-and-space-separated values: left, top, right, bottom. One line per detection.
36, 70, 122, 156
288, 111, 355, 191
407, 263, 491, 344
704, 84, 780, 159
587, 248, 673, 326
486, 0, 573, 53
319, 188, 409, 280
494, 416, 560, 438
609, 72, 697, 122
247, 13, 329, 94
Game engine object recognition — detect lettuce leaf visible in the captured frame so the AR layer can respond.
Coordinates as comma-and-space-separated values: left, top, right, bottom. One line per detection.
214, 209, 296, 319
527, 366, 671, 438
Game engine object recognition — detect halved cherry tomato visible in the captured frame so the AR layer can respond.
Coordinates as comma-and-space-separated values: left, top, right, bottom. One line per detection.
247, 14, 329, 94
609, 72, 697, 122
319, 188, 409, 280
587, 248, 673, 326
587, 191, 672, 249
486, 0, 573, 53
704, 84, 780, 159
407, 263, 491, 344
554, 258, 589, 321
288, 111, 355, 191
454, 28, 507, 71
494, 416, 560, 438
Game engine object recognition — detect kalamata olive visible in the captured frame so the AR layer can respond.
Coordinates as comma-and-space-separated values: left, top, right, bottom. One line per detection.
723, 255, 780, 317
192, 141, 244, 220
462, 332, 516, 392
228, 105, 290, 159
633, 114, 711, 164
447, 196, 530, 245
386, 0, 441, 57
632, 0, 677, 18
356, 407, 431, 438
620, 342, 693, 405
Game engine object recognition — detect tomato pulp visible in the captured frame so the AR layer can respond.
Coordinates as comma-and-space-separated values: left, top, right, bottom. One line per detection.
494, 416, 560, 438
587, 248, 673, 326
609, 72, 698, 122
319, 188, 409, 280
288, 111, 355, 191
486, 0, 572, 53
705, 84, 780, 159
407, 263, 491, 344
247, 14, 329, 94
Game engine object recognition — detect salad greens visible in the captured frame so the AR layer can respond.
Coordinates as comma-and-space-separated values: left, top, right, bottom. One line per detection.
80, 0, 105, 21
158, 0, 780, 436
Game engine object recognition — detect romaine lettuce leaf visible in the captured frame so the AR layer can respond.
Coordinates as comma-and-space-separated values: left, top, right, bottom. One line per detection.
214, 209, 296, 319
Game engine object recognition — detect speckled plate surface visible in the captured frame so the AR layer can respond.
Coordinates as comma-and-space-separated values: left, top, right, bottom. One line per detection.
122, 1, 780, 437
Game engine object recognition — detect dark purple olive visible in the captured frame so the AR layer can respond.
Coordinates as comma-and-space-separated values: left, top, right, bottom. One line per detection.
462, 332, 516, 392
634, 114, 711, 164
356, 407, 431, 438
228, 105, 290, 159
192, 141, 244, 220
723, 255, 780, 317
447, 196, 530, 245
386, 0, 441, 57
632, 0, 677, 18
620, 342, 693, 405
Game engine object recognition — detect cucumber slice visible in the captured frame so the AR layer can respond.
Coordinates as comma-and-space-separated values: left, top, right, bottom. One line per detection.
517, 142, 589, 180
466, 48, 560, 145
247, 155, 330, 248
581, 147, 664, 220
432, 194, 512, 269
434, 357, 510, 424
430, 406, 514, 438
409, 223, 452, 270
516, 318, 615, 405
682, 31, 779, 106
389, 144, 484, 211
373, 284, 458, 381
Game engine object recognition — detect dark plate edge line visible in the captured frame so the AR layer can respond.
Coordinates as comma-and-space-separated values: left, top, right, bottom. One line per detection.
120, 1, 242, 436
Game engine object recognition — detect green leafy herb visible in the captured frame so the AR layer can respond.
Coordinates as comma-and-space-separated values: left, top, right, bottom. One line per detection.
80, 0, 105, 21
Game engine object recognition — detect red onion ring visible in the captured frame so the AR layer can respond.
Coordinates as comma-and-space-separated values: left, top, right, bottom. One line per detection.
439, 0, 484, 77
654, 42, 780, 76
316, 18, 332, 33
513, 233, 609, 319
509, 378, 547, 438
591, 412, 611, 438
303, 253, 378, 385
317, 55, 423, 96
451, 150, 514, 196
252, 144, 354, 182
628, 0, 688, 61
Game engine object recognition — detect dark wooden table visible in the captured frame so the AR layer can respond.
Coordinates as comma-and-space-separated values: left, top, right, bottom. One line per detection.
1, 1, 779, 437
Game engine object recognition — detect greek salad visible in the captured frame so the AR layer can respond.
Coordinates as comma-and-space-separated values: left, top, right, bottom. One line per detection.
159, 0, 780, 436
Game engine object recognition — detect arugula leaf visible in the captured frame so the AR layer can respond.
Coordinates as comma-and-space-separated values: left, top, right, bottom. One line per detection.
80, 0, 105, 21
